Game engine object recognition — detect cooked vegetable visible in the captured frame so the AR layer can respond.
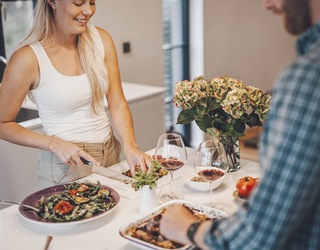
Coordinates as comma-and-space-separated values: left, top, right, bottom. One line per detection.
122, 155, 169, 179
127, 205, 214, 249
53, 200, 74, 215
191, 176, 208, 182
38, 181, 116, 222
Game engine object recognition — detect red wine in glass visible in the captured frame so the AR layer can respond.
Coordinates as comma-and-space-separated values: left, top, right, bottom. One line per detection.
194, 140, 228, 207
155, 133, 187, 202
198, 169, 225, 181
160, 157, 184, 172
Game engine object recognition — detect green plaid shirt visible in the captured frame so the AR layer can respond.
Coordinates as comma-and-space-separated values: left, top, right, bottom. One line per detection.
206, 23, 320, 249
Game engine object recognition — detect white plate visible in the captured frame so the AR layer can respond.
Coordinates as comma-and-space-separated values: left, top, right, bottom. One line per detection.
183, 171, 225, 192
119, 200, 228, 250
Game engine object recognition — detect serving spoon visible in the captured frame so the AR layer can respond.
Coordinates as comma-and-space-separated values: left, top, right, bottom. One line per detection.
0, 199, 40, 213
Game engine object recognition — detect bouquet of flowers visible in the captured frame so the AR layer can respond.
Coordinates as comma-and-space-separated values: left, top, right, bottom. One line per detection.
173, 75, 271, 170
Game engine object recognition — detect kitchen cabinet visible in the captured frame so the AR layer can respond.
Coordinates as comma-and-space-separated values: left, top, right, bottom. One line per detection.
0, 82, 165, 208
0, 123, 42, 209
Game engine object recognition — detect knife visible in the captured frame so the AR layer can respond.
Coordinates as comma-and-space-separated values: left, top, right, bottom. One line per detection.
80, 157, 134, 185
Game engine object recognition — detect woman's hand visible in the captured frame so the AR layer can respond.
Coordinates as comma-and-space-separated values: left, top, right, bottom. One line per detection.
124, 145, 152, 177
48, 137, 100, 167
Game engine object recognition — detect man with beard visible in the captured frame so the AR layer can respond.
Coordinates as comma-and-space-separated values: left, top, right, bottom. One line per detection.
159, 0, 320, 249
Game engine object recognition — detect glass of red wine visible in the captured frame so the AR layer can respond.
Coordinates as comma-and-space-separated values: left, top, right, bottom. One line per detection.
194, 140, 228, 207
155, 133, 187, 202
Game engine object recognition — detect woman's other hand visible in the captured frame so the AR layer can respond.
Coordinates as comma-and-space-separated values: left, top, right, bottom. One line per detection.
124, 145, 152, 177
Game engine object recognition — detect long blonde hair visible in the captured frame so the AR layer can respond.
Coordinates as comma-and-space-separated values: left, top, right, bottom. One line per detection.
17, 0, 108, 113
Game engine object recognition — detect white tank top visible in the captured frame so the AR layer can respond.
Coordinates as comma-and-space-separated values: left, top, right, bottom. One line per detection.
30, 26, 111, 143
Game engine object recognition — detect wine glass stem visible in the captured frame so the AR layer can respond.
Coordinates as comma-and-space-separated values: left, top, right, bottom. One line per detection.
209, 181, 213, 206
169, 172, 174, 198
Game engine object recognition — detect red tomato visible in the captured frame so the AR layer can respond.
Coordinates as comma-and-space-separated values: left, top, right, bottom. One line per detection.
236, 176, 258, 198
53, 200, 74, 215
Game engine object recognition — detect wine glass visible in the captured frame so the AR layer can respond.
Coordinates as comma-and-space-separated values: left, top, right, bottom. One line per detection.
155, 133, 187, 202
194, 140, 228, 207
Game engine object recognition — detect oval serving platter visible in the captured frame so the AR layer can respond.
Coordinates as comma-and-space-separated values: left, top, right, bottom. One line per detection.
19, 182, 120, 227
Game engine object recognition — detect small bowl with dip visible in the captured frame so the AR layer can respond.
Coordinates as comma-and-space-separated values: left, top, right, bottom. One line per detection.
183, 170, 225, 192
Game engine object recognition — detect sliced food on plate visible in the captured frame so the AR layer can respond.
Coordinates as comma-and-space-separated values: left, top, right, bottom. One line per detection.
122, 155, 169, 179
20, 180, 119, 224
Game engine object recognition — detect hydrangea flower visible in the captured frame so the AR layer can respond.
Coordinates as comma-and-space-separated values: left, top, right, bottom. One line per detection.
173, 75, 271, 138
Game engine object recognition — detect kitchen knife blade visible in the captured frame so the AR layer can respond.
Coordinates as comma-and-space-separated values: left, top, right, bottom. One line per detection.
80, 157, 134, 184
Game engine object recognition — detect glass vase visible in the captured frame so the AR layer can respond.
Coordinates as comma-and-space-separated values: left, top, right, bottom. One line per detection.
220, 135, 240, 172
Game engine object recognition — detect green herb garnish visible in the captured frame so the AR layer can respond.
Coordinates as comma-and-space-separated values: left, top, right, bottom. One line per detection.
132, 160, 161, 191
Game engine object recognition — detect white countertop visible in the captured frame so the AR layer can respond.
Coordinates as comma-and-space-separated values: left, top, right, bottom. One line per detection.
0, 147, 261, 250
19, 82, 165, 129
120, 82, 165, 104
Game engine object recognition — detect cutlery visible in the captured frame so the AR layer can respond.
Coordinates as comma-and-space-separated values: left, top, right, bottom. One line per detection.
81, 157, 135, 184
108, 175, 134, 185
43, 235, 53, 250
0, 199, 40, 213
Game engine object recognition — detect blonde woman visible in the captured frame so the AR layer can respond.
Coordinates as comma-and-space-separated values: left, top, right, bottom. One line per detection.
0, 0, 151, 187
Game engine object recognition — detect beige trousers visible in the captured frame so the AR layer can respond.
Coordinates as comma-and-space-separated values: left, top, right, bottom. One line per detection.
37, 133, 121, 188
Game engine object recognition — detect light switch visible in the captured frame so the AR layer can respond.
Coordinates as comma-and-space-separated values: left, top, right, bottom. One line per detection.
123, 42, 131, 53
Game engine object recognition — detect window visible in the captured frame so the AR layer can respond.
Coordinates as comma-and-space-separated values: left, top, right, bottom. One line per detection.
0, 0, 35, 59
0, 0, 38, 122
162, 0, 190, 145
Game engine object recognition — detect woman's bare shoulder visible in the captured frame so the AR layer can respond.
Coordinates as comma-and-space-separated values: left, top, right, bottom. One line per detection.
5, 45, 39, 89
10, 45, 38, 69
94, 26, 115, 47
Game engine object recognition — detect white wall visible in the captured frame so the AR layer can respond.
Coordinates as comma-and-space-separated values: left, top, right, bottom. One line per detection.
91, 0, 164, 87
92, 1, 296, 92
203, 0, 296, 91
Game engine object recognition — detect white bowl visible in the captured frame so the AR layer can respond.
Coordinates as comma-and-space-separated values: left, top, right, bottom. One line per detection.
183, 171, 225, 192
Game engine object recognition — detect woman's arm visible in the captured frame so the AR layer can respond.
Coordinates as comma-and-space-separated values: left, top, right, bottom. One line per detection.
97, 26, 152, 175
0, 46, 100, 167
0, 46, 50, 148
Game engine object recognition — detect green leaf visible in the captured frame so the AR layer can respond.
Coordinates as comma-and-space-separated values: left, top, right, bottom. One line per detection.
225, 130, 244, 137
132, 161, 160, 191
233, 120, 246, 134
212, 119, 226, 132
215, 121, 244, 137
176, 109, 196, 124
207, 97, 220, 111
246, 112, 262, 127
195, 116, 212, 133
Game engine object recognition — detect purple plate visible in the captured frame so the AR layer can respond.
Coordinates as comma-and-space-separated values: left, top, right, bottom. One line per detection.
19, 182, 120, 226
